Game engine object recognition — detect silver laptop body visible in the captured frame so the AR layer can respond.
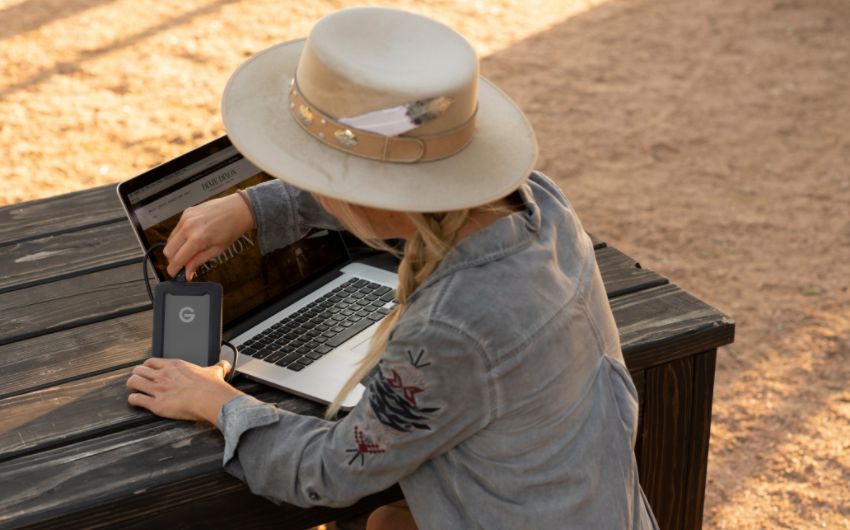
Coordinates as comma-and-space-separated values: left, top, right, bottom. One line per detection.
232, 262, 396, 409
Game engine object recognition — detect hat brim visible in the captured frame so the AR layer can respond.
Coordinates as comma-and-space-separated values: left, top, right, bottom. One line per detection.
221, 39, 537, 212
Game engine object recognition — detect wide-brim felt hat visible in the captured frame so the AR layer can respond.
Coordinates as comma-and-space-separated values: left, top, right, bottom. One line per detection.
221, 6, 537, 212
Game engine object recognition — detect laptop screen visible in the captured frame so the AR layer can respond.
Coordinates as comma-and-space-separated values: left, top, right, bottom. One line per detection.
119, 136, 350, 329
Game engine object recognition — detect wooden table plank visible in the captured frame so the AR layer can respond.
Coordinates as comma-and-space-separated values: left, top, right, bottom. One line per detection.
0, 312, 151, 400
0, 420, 229, 528
683, 349, 717, 530
0, 184, 124, 247
0, 367, 290, 464
0, 391, 326, 530
0, 367, 150, 463
634, 349, 719, 530
17, 472, 401, 530
639, 355, 695, 530
0, 263, 151, 346
595, 246, 668, 298
0, 221, 140, 295
612, 283, 735, 371
116, 480, 401, 530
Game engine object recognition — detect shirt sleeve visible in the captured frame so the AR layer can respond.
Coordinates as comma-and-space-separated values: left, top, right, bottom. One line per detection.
216, 316, 493, 508
244, 179, 344, 255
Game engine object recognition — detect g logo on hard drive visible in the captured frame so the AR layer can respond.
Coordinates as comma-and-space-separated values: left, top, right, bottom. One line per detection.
179, 306, 196, 323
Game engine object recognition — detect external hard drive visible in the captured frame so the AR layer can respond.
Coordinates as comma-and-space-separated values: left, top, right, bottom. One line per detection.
152, 280, 223, 367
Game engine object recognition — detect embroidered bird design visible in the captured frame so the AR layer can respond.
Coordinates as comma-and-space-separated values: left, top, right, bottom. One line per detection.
386, 369, 424, 406
368, 363, 439, 432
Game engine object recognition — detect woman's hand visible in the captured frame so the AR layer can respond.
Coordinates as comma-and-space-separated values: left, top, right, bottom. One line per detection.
126, 357, 244, 426
163, 192, 256, 279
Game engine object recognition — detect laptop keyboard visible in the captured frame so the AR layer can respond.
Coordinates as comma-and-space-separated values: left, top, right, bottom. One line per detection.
238, 277, 397, 371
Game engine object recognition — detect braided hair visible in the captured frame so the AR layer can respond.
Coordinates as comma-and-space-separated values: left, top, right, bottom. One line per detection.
324, 204, 471, 418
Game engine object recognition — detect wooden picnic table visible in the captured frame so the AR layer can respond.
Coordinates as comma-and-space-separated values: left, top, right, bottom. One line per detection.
0, 183, 734, 530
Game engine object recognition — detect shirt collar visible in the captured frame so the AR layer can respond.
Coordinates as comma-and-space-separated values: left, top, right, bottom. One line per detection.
413, 175, 541, 295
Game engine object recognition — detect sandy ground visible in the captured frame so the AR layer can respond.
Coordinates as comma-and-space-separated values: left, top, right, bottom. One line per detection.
1, 0, 849, 527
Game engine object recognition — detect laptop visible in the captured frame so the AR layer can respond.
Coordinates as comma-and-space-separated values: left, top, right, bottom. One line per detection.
117, 135, 398, 409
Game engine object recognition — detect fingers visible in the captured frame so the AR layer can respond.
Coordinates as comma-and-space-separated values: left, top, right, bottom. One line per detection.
162, 218, 186, 260
127, 357, 238, 423
128, 392, 156, 411
143, 357, 178, 369
183, 247, 222, 281
163, 214, 188, 272
145, 357, 230, 379
161, 195, 254, 279
164, 210, 209, 278
167, 234, 220, 280
215, 359, 233, 377
208, 359, 231, 381
131, 364, 159, 381
126, 373, 157, 395
166, 235, 200, 278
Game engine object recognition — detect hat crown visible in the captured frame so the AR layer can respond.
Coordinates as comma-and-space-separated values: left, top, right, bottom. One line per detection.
296, 7, 479, 135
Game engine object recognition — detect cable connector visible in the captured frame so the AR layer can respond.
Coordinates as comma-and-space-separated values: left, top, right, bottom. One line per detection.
174, 267, 188, 282
221, 341, 239, 384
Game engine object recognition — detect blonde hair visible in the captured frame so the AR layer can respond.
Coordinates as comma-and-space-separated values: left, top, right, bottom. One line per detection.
323, 199, 472, 418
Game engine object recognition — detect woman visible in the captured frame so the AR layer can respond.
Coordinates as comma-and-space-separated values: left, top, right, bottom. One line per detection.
126, 7, 658, 529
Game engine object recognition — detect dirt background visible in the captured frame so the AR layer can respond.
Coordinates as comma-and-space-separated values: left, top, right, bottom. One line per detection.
1, 0, 848, 527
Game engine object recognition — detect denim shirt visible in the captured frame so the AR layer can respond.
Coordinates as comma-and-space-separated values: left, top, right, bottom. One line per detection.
220, 172, 659, 529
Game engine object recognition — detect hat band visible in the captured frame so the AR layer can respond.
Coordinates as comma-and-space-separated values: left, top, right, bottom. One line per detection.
288, 79, 476, 163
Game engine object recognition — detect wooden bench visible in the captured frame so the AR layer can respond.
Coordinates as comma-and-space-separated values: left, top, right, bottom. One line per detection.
0, 184, 734, 529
